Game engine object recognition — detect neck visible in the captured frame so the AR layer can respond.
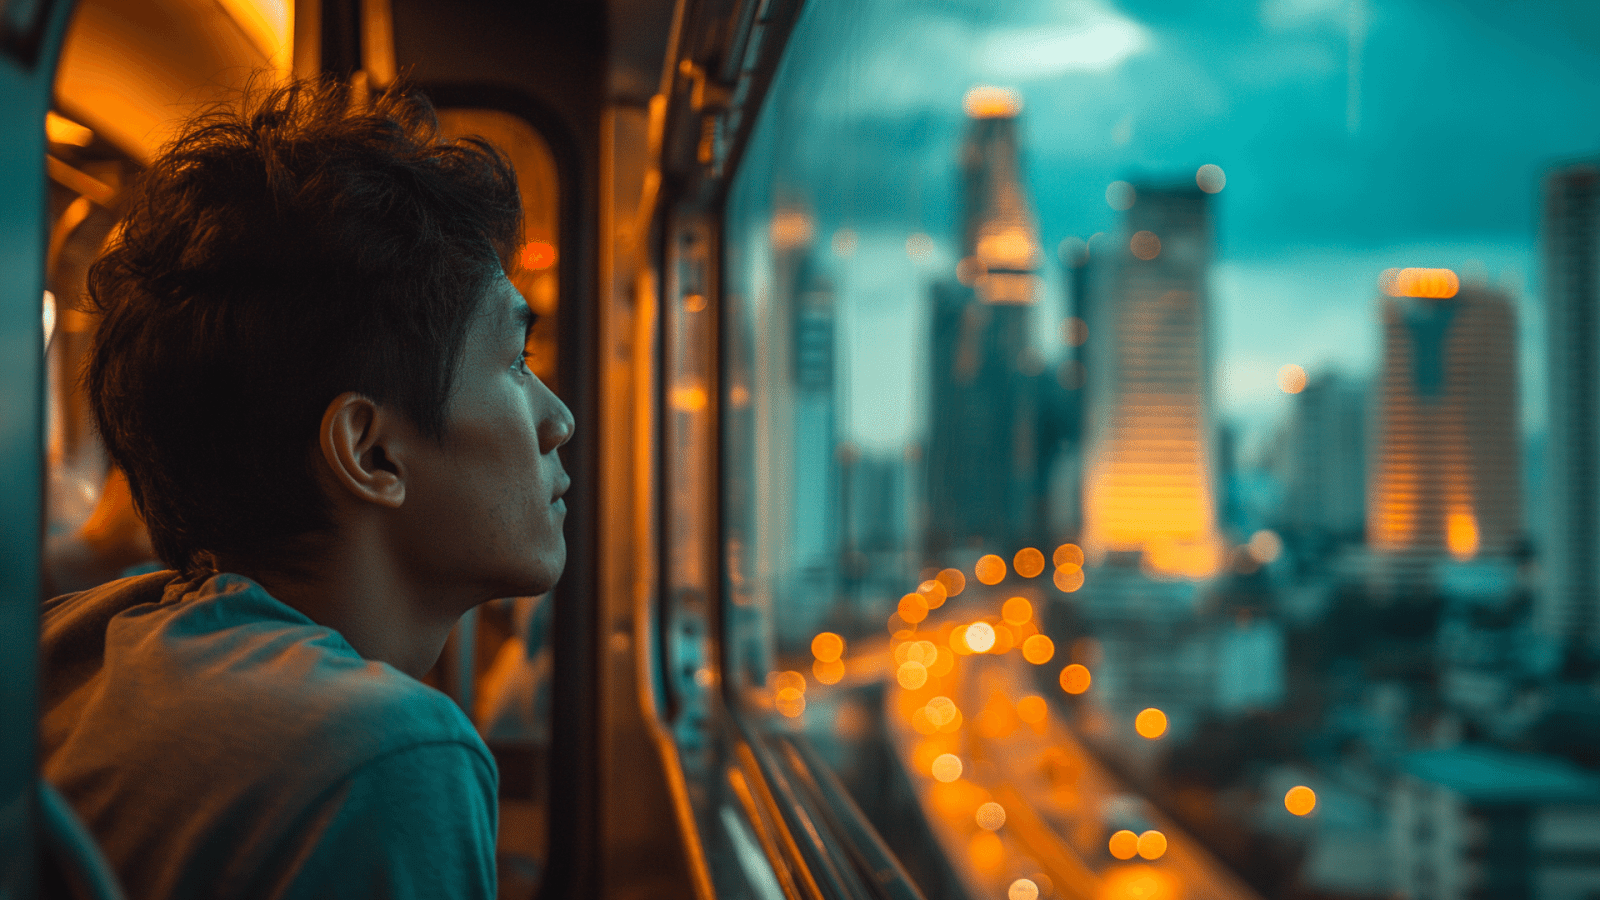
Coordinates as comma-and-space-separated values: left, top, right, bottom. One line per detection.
216, 527, 469, 679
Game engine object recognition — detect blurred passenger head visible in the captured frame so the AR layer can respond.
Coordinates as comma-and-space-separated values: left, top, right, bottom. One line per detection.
86, 77, 523, 577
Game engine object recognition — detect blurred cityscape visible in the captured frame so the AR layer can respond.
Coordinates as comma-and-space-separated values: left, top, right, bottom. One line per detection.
752, 85, 1600, 899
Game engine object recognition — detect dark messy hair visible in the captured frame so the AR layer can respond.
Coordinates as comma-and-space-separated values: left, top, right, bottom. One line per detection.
85, 78, 523, 576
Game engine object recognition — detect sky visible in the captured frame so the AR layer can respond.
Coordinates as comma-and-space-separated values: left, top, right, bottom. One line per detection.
735, 0, 1600, 456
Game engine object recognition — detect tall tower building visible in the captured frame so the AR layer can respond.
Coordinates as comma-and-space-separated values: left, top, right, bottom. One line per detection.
1542, 165, 1600, 659
1080, 184, 1223, 580
1367, 269, 1521, 595
925, 87, 1051, 558
1281, 373, 1367, 544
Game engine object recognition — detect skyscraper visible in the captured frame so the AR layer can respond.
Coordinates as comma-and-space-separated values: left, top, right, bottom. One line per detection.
1080, 185, 1223, 580
924, 88, 1054, 558
1280, 372, 1367, 544
1542, 165, 1600, 659
1367, 269, 1521, 596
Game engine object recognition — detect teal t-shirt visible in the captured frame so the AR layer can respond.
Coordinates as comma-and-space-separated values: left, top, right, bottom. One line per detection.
39, 571, 498, 899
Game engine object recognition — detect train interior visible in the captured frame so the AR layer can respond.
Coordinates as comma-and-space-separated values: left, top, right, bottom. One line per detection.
6, 0, 1600, 899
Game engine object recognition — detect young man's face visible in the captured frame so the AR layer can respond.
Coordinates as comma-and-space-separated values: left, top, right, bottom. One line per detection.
396, 273, 574, 602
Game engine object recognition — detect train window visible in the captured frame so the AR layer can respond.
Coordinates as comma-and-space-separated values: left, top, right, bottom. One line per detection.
718, 0, 1600, 898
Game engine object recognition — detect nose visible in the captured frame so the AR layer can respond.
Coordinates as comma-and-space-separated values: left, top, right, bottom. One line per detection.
538, 383, 575, 454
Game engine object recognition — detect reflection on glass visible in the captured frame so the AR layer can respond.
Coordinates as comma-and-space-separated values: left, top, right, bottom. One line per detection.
721, 0, 1600, 897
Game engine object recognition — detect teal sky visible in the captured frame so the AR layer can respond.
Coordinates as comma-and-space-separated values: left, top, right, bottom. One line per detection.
743, 0, 1600, 454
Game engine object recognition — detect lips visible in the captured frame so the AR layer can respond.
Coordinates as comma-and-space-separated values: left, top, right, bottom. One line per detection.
552, 475, 571, 504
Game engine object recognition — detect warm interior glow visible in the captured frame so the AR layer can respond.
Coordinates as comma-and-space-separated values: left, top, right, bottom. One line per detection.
1101, 866, 1177, 900
975, 554, 1007, 585
1021, 635, 1055, 664
1382, 267, 1460, 298
1013, 547, 1045, 578
963, 85, 1023, 118
1285, 785, 1317, 816
1135, 708, 1168, 739
45, 111, 93, 146
1108, 829, 1139, 860
1136, 830, 1167, 860
1060, 664, 1092, 694
811, 632, 844, 662
669, 385, 708, 412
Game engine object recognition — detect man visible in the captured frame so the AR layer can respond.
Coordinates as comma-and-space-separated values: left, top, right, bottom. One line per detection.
39, 78, 572, 898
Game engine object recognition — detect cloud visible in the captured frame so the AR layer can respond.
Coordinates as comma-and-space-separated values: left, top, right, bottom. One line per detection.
978, 16, 1152, 80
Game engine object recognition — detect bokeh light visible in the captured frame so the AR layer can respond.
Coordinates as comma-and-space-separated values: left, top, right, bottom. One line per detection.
1106, 180, 1136, 211
969, 831, 1005, 872
932, 753, 964, 782
1135, 708, 1168, 739
1053, 566, 1086, 592
1277, 363, 1307, 394
1130, 230, 1161, 260
831, 228, 857, 257
1247, 529, 1283, 565
1016, 695, 1047, 724
966, 622, 997, 653
937, 567, 967, 597
1196, 163, 1226, 193
520, 240, 557, 270
812, 658, 845, 684
1285, 785, 1317, 816
897, 661, 929, 689
1060, 663, 1092, 694
1008, 878, 1039, 900
906, 232, 934, 262
776, 687, 805, 718
1022, 634, 1055, 664
1013, 547, 1045, 578
975, 801, 1007, 831
918, 579, 949, 609
898, 592, 930, 624
1053, 543, 1085, 567
975, 554, 1007, 585
1108, 829, 1139, 860
1137, 830, 1167, 860
811, 631, 844, 662
1002, 596, 1033, 625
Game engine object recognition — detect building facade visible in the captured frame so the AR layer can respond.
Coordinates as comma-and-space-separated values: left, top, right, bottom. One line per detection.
1080, 185, 1223, 580
1367, 273, 1521, 597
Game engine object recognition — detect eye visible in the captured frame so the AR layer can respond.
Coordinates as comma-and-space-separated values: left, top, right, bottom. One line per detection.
515, 350, 534, 374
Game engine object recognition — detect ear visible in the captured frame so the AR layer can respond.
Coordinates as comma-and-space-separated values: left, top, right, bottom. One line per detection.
319, 392, 406, 509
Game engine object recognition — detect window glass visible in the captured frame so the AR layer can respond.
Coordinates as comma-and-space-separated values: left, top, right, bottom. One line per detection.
723, 1, 1600, 897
